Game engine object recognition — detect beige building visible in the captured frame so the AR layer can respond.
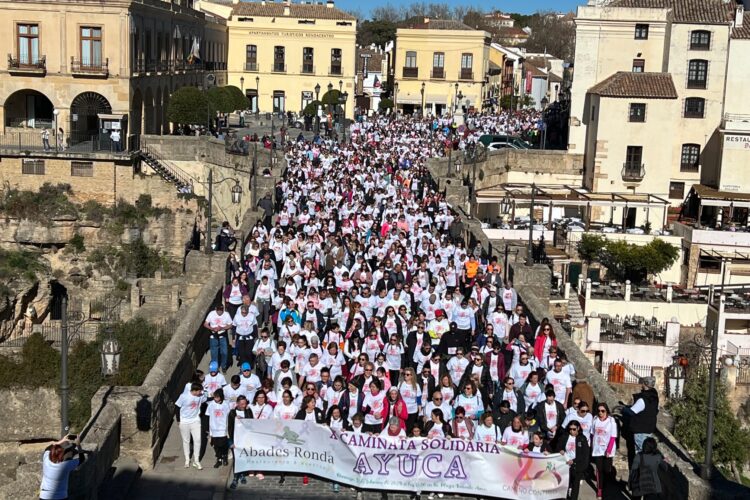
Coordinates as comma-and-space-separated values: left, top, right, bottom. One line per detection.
0, 0, 228, 149
394, 18, 490, 116
569, 0, 744, 227
224, 0, 356, 118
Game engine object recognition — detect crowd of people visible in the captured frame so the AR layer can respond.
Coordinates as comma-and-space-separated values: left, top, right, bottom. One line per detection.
175, 110, 663, 500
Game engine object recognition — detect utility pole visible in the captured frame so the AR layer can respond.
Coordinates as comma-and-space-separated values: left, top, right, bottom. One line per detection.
60, 296, 69, 437
205, 168, 213, 254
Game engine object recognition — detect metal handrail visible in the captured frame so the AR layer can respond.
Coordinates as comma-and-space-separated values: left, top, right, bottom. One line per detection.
8, 53, 46, 71
71, 57, 109, 74
621, 162, 645, 181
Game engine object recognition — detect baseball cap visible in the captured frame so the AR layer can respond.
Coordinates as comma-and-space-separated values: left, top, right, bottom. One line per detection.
241, 362, 252, 371
209, 361, 219, 373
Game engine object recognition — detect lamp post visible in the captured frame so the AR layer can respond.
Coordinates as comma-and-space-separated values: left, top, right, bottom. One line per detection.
53, 109, 59, 152
540, 96, 549, 150
339, 79, 343, 92
60, 296, 69, 437
240, 76, 244, 92
394, 82, 398, 114
454, 82, 459, 114
205, 168, 244, 254
420, 82, 426, 117
255, 76, 260, 114
100, 326, 122, 377
314, 83, 321, 134
454, 159, 461, 176
339, 91, 349, 143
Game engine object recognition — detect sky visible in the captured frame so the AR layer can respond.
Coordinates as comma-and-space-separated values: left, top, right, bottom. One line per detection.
335, 0, 583, 17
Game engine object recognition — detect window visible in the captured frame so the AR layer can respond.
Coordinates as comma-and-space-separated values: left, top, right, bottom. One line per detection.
273, 46, 285, 72
632, 59, 645, 72
330, 48, 342, 75
669, 182, 685, 200
17, 24, 39, 65
460, 53, 473, 80
625, 146, 643, 168
80, 27, 102, 67
690, 30, 711, 50
591, 105, 596, 121
245, 44, 257, 71
635, 24, 649, 40
684, 97, 705, 118
302, 47, 314, 74
687, 59, 708, 89
71, 161, 93, 177
680, 144, 701, 172
405, 51, 417, 68
273, 91, 285, 113
432, 52, 444, 78
629, 103, 646, 122
21, 159, 44, 175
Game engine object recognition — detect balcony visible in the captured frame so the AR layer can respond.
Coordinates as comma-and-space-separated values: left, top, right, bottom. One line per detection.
244, 62, 258, 72
687, 78, 706, 90
8, 54, 46, 75
621, 162, 645, 182
71, 58, 109, 77
205, 61, 226, 71
272, 63, 287, 73
431, 68, 444, 79
329, 65, 342, 76
459, 69, 474, 81
402, 66, 418, 79
301, 64, 315, 75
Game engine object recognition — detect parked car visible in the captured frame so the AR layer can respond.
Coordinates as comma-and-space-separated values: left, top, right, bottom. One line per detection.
479, 134, 531, 150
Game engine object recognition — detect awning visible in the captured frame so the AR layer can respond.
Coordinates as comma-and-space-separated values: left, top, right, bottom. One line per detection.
475, 183, 671, 209
98, 113, 127, 120
690, 184, 750, 209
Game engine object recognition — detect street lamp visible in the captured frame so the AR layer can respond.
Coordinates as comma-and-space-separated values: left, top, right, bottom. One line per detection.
454, 159, 461, 174
394, 82, 399, 112
205, 169, 244, 254
240, 76, 244, 92
339, 79, 343, 92
339, 91, 349, 142
454, 83, 459, 114
420, 82, 426, 117
255, 76, 260, 114
100, 326, 121, 377
666, 354, 687, 399
540, 96, 549, 150
314, 83, 321, 134
53, 109, 60, 152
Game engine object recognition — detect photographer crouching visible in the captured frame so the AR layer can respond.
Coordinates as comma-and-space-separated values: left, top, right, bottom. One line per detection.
40, 434, 85, 500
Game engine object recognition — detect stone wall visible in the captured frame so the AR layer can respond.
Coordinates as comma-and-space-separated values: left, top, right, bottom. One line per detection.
0, 387, 60, 442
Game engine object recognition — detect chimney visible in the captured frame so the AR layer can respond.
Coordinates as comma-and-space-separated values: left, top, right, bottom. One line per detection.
283, 0, 290, 15
737, 3, 745, 27
326, 0, 334, 8
261, 0, 266, 5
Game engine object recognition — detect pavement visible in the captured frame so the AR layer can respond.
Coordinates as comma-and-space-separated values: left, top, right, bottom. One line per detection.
126, 349, 615, 500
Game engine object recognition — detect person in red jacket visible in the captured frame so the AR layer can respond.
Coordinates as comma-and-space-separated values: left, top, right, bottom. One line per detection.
383, 387, 409, 431
534, 323, 557, 362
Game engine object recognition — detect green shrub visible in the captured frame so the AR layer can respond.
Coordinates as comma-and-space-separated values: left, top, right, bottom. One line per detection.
0, 183, 78, 224
378, 98, 394, 111
66, 233, 86, 254
0, 333, 60, 388
80, 200, 107, 224
0, 249, 46, 296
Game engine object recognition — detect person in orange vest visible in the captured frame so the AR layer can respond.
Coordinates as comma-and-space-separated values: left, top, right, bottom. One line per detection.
462, 254, 480, 297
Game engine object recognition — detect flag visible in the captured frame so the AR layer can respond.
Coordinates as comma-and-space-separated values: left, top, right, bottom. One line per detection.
187, 38, 201, 65
373, 75, 381, 88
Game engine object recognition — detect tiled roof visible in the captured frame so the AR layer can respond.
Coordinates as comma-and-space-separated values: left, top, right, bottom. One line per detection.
356, 47, 384, 72
732, 13, 750, 39
399, 17, 475, 31
231, 2, 356, 21
588, 72, 678, 99
608, 0, 734, 24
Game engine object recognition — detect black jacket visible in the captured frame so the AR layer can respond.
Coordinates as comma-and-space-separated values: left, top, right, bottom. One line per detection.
493, 408, 516, 432
555, 431, 591, 473
417, 373, 438, 402
459, 364, 493, 406
295, 408, 325, 423
338, 390, 365, 422
536, 400, 566, 435
628, 388, 659, 435
227, 407, 250, 446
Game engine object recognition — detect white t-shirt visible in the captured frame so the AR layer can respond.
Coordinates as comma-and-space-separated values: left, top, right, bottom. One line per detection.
206, 400, 230, 437
239, 373, 262, 401
474, 424, 501, 443
205, 310, 233, 333
301, 362, 322, 383
176, 392, 207, 423
40, 451, 80, 500
545, 369, 572, 404
363, 391, 387, 426
563, 413, 593, 445
398, 382, 422, 414
501, 427, 529, 449
273, 402, 299, 420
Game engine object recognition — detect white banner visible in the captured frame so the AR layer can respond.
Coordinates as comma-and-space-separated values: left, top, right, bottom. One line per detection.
233, 420, 568, 499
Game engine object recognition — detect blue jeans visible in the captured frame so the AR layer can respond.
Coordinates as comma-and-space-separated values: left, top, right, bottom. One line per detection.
634, 432, 651, 453
209, 336, 229, 371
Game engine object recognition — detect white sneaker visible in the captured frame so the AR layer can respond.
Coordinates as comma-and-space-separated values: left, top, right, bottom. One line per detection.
438, 495, 444, 498
428, 494, 435, 500
184, 459, 190, 468
193, 461, 203, 470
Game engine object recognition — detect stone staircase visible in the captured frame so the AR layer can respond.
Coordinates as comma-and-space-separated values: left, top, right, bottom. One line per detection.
140, 145, 192, 192
568, 291, 585, 326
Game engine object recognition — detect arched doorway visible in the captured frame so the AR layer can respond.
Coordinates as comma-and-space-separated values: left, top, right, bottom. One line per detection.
4, 89, 54, 129
144, 87, 155, 134
131, 89, 143, 137
70, 92, 111, 144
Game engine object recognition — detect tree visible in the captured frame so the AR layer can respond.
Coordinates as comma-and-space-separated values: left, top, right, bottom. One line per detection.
577, 234, 606, 265
371, 5, 403, 23
671, 367, 750, 481
166, 86, 210, 125
357, 19, 397, 48
599, 238, 679, 284
303, 100, 322, 117
525, 12, 576, 62
378, 98, 394, 112
224, 85, 248, 111
207, 86, 234, 114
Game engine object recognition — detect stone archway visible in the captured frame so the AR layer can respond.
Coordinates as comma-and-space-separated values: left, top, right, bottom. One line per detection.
144, 87, 155, 135
70, 91, 112, 144
131, 89, 143, 137
3, 89, 54, 129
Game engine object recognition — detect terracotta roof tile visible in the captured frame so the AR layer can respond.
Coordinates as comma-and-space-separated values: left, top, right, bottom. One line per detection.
732, 12, 750, 39
608, 0, 734, 24
231, 2, 356, 21
588, 72, 678, 99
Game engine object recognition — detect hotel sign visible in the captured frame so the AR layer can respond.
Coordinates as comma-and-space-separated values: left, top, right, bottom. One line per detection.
246, 31, 334, 39
724, 134, 750, 150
